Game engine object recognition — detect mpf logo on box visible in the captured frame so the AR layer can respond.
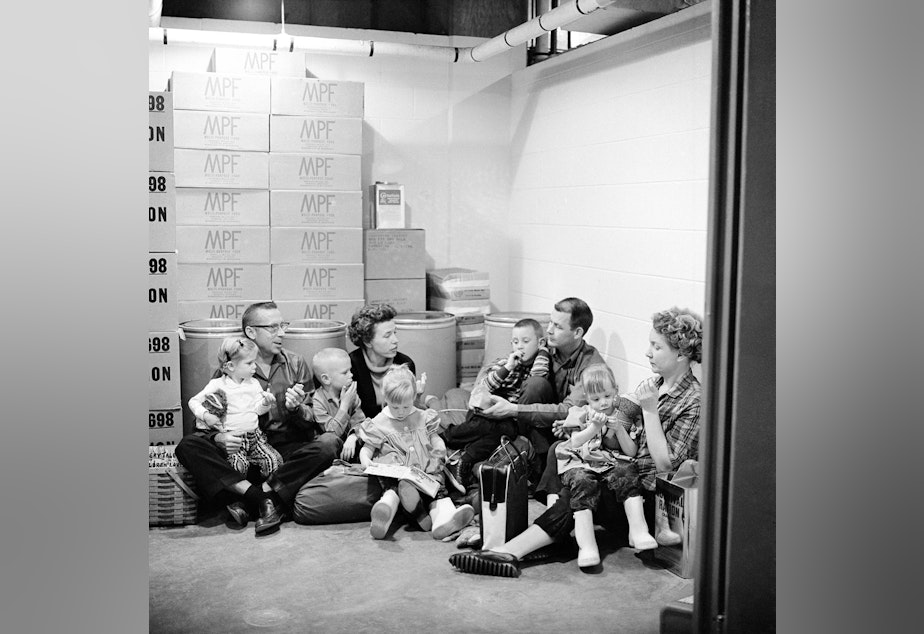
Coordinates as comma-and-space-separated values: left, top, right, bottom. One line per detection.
203, 152, 240, 176
301, 119, 335, 140
299, 156, 331, 178
205, 75, 240, 98
206, 266, 244, 290
301, 230, 335, 253
302, 193, 332, 216
203, 114, 240, 139
303, 267, 336, 289
303, 81, 336, 104
244, 51, 277, 73
204, 229, 241, 255
204, 191, 240, 214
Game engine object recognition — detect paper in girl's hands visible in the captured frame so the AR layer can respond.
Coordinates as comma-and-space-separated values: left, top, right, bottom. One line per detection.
363, 462, 440, 497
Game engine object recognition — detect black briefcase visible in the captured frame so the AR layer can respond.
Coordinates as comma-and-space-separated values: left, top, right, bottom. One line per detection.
477, 436, 531, 550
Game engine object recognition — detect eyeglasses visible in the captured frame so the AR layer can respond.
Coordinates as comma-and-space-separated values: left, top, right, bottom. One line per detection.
250, 322, 290, 335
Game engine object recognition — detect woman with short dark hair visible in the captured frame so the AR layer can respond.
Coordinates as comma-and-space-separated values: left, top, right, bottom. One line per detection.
347, 303, 418, 419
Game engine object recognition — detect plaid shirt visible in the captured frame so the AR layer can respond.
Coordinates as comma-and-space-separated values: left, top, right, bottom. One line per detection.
480, 345, 550, 403
516, 340, 605, 428
634, 368, 702, 490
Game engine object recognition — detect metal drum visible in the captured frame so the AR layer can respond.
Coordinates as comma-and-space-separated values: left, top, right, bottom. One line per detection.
483, 311, 551, 367
282, 319, 348, 372
178, 319, 243, 436
394, 311, 457, 399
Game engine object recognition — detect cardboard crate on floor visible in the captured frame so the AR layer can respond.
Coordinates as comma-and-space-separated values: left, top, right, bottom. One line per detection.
654, 460, 699, 579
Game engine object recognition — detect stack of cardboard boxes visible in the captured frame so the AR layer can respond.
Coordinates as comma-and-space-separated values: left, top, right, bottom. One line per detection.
426, 268, 491, 389
361, 181, 427, 311
148, 91, 182, 449
268, 72, 366, 322
364, 227, 427, 312
171, 65, 273, 323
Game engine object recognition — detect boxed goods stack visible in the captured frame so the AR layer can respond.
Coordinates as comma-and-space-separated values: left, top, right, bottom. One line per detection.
268, 74, 366, 322
170, 68, 272, 323
427, 268, 491, 389
148, 91, 182, 449
364, 228, 427, 312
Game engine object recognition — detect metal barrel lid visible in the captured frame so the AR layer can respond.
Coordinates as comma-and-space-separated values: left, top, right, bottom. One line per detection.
177, 319, 242, 335
285, 319, 346, 334
485, 311, 549, 325
394, 311, 456, 328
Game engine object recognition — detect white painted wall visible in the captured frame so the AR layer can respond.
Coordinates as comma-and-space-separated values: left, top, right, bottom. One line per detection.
506, 7, 712, 392
149, 5, 712, 391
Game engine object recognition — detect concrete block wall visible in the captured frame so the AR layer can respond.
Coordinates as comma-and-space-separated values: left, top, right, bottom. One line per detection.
507, 6, 712, 393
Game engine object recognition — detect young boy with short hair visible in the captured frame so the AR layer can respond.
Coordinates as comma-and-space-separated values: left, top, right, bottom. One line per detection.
310, 347, 368, 463
442, 318, 551, 491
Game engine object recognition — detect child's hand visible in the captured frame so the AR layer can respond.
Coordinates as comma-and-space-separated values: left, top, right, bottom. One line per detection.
636, 377, 659, 411
202, 412, 223, 430
341, 434, 359, 461
586, 409, 609, 427
340, 381, 358, 409
553, 418, 582, 438
505, 350, 521, 370
262, 390, 276, 406
416, 372, 428, 395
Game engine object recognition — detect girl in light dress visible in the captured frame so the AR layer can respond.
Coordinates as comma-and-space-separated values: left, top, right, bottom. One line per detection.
358, 364, 474, 540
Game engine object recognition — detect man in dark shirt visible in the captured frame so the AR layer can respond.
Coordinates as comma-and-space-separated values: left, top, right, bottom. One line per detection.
176, 302, 340, 536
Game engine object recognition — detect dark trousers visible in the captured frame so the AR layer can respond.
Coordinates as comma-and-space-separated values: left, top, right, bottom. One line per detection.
561, 462, 643, 512
265, 433, 342, 505
514, 376, 558, 458
533, 485, 656, 545
535, 439, 566, 500
442, 376, 557, 470
175, 431, 341, 510
442, 411, 518, 464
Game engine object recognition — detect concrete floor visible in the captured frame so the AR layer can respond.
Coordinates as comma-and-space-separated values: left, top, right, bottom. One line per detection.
149, 500, 693, 633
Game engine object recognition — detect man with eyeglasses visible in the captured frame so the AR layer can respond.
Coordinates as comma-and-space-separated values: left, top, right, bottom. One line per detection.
176, 301, 341, 536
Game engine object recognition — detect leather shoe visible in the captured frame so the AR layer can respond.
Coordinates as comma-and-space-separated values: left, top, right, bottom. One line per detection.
254, 498, 282, 535
449, 550, 520, 578
445, 457, 473, 494
225, 501, 250, 528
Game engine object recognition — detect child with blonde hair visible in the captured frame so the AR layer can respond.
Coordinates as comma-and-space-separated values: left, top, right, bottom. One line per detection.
188, 336, 282, 479
553, 363, 657, 567
358, 364, 475, 540
310, 347, 367, 462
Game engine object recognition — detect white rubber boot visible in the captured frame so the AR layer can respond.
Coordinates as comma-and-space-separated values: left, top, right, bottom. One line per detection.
429, 497, 475, 540
624, 496, 658, 550
655, 500, 682, 546
573, 509, 601, 567
369, 489, 399, 540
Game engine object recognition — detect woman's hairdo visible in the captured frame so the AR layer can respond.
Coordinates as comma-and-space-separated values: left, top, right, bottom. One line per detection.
651, 307, 704, 363
347, 303, 397, 347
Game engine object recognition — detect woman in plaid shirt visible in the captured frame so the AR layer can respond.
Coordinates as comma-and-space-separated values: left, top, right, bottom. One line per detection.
450, 307, 703, 578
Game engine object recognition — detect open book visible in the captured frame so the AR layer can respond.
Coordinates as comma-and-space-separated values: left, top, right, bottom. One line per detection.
363, 462, 440, 498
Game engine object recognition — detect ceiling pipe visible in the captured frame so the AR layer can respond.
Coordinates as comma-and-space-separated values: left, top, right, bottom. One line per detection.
148, 0, 619, 63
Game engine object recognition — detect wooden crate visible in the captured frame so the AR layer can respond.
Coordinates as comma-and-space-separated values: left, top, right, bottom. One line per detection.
149, 451, 200, 527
